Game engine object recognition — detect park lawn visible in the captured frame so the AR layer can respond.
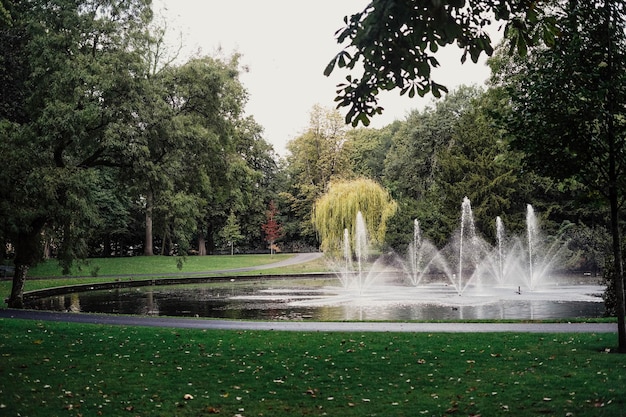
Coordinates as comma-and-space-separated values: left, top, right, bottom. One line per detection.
0, 319, 624, 417
0, 254, 330, 301
27, 254, 297, 278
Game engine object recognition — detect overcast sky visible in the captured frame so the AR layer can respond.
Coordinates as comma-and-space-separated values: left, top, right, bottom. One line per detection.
153, 0, 498, 156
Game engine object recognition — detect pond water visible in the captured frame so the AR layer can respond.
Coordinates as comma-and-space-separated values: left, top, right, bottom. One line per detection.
25, 276, 606, 321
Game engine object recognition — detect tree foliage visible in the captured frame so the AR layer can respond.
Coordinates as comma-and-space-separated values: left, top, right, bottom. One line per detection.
0, 0, 278, 306
281, 105, 352, 247
220, 211, 244, 256
0, 0, 153, 307
494, 0, 626, 350
312, 178, 397, 254
325, 0, 559, 126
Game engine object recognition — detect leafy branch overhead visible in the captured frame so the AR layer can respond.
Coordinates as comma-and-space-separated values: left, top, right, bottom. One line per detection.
325, 0, 559, 126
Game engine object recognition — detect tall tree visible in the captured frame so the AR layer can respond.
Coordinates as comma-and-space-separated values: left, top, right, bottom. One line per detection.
282, 105, 352, 246
383, 86, 482, 204
0, 0, 152, 307
494, 1, 626, 351
343, 125, 395, 182
133, 53, 247, 256
431, 87, 531, 240
225, 116, 279, 252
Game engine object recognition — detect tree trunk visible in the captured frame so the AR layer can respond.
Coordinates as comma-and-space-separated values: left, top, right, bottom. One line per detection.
144, 191, 154, 256
7, 219, 46, 308
207, 224, 216, 254
7, 264, 29, 309
609, 186, 626, 352
198, 235, 206, 256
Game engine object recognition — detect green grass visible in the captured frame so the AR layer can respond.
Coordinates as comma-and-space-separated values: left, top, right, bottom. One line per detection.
27, 254, 298, 277
0, 254, 331, 300
0, 318, 624, 416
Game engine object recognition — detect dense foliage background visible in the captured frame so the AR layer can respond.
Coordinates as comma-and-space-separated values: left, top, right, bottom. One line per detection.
1, 1, 623, 315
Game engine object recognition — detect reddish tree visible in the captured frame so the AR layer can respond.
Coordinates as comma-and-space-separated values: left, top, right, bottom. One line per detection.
261, 201, 283, 255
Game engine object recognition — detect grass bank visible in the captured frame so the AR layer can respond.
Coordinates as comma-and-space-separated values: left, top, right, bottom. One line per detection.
1, 318, 623, 417
0, 254, 329, 300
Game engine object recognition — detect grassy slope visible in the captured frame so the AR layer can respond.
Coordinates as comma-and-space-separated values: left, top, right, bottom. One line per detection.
0, 319, 624, 417
0, 254, 330, 299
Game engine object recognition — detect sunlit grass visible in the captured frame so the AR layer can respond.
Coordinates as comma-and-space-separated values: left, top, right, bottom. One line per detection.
0, 319, 623, 417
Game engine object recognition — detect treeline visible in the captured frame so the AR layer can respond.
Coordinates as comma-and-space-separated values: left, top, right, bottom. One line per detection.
281, 92, 608, 275
1, 1, 618, 294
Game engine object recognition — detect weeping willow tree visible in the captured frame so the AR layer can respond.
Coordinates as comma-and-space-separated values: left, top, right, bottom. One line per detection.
312, 178, 397, 254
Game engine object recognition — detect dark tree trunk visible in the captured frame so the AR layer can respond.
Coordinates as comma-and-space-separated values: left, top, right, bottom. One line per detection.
102, 234, 112, 257
144, 190, 154, 256
609, 185, 626, 352
206, 224, 216, 254
8, 264, 29, 309
7, 218, 46, 308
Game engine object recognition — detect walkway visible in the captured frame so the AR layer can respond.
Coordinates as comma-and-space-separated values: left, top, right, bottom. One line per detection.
0, 309, 617, 333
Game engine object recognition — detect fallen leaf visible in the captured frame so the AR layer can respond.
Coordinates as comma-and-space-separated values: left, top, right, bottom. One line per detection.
205, 406, 220, 413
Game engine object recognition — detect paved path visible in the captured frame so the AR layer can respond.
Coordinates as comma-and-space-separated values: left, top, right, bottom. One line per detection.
0, 309, 617, 333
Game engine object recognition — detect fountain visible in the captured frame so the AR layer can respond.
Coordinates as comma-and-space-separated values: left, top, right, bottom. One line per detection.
331, 197, 583, 298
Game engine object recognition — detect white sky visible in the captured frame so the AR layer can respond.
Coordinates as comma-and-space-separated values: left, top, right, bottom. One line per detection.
153, 0, 499, 156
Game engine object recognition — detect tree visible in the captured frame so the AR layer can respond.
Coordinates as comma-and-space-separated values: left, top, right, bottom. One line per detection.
261, 201, 283, 255
325, 0, 559, 126
0, 0, 152, 307
216, 116, 279, 254
494, 1, 626, 351
220, 211, 244, 256
384, 86, 481, 201
343, 125, 395, 182
282, 105, 352, 246
130, 52, 248, 256
430, 87, 530, 240
312, 178, 397, 254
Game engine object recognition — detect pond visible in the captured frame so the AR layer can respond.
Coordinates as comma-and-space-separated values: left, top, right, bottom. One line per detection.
25, 276, 606, 321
